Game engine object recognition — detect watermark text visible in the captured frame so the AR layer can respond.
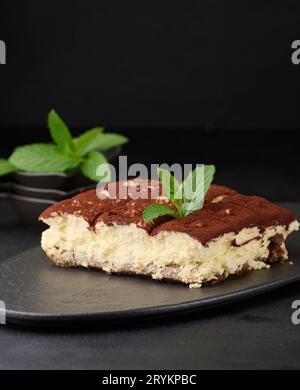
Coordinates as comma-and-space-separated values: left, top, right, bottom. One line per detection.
0, 40, 6, 64
0, 300, 6, 325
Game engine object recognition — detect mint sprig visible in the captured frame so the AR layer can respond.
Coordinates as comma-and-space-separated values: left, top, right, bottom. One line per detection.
143, 165, 216, 222
143, 203, 178, 222
73, 129, 127, 155
9, 144, 83, 173
182, 165, 215, 216
48, 110, 75, 153
73, 127, 105, 156
81, 151, 111, 181
1, 110, 128, 181
0, 159, 17, 176
157, 168, 185, 217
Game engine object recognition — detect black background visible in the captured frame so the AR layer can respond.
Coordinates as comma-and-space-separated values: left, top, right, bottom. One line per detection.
1, 2, 300, 371
1, 0, 300, 199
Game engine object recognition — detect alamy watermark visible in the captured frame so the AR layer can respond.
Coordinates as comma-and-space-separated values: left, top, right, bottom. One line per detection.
0, 40, 6, 64
0, 300, 6, 325
291, 300, 300, 325
291, 40, 300, 65
95, 157, 206, 211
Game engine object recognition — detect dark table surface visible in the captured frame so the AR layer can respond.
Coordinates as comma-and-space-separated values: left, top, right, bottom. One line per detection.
0, 201, 300, 370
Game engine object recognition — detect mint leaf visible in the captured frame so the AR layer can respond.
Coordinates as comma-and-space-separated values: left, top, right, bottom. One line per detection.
9, 144, 82, 173
91, 133, 128, 151
48, 110, 74, 152
80, 151, 110, 181
143, 203, 177, 222
157, 168, 184, 217
143, 164, 216, 222
203, 164, 216, 195
0, 159, 17, 176
73, 127, 105, 156
157, 168, 181, 201
183, 165, 215, 215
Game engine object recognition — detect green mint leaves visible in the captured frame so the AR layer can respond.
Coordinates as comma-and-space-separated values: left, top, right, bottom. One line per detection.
143, 203, 178, 222
73, 129, 127, 156
73, 127, 105, 156
0, 159, 17, 176
48, 110, 75, 153
1, 110, 128, 181
88, 133, 129, 152
182, 165, 215, 216
81, 151, 111, 181
143, 165, 216, 222
9, 144, 83, 173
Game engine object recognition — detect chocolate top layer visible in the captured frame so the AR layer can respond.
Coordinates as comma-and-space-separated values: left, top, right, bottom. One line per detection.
152, 194, 295, 244
40, 181, 296, 245
40, 179, 164, 226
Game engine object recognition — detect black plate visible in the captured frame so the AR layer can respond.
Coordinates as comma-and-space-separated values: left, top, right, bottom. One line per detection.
0, 232, 299, 327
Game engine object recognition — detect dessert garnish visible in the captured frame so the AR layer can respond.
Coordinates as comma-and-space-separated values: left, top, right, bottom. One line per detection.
143, 165, 215, 222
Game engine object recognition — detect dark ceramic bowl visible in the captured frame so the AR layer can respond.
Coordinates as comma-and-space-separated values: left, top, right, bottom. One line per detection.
0, 187, 95, 229
3, 182, 95, 200
12, 170, 90, 191
10, 194, 55, 229
0, 146, 121, 227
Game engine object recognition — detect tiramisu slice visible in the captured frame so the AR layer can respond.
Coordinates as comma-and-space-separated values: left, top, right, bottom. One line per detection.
40, 179, 299, 288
